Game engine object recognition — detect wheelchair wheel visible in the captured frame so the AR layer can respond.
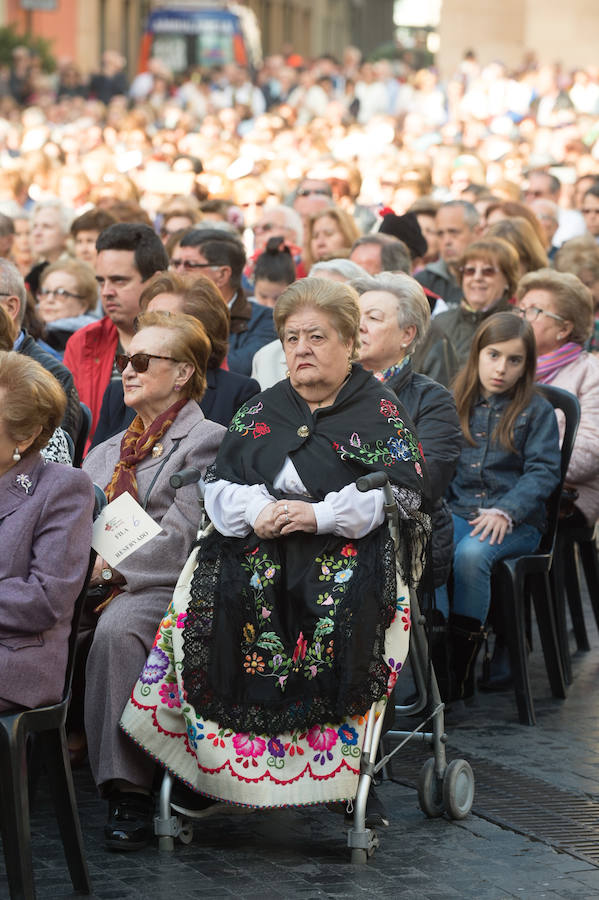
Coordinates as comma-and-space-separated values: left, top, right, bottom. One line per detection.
442, 759, 475, 820
417, 758, 445, 818
178, 819, 194, 844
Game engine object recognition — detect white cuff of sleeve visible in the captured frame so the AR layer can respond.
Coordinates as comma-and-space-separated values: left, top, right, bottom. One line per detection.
313, 501, 336, 535
246, 495, 276, 528
478, 507, 513, 533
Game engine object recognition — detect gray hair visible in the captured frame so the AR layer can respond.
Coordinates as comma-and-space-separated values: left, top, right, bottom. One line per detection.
0, 259, 26, 324
351, 271, 431, 350
350, 234, 412, 274
439, 199, 479, 230
0, 213, 14, 237
268, 204, 304, 243
31, 198, 74, 235
309, 258, 368, 281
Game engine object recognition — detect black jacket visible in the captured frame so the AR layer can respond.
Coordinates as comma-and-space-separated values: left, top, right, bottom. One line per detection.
434, 297, 512, 368
91, 367, 260, 449
19, 331, 81, 442
387, 361, 461, 588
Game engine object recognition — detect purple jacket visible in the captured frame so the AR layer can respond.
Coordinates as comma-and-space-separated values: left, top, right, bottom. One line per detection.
0, 453, 95, 708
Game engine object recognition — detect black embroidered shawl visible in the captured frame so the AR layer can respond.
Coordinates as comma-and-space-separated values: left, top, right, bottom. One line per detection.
182, 365, 430, 734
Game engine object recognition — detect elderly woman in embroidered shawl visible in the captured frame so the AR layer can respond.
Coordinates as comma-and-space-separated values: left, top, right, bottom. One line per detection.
121, 278, 430, 824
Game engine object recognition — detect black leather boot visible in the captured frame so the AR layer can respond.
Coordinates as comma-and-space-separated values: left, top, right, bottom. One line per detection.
105, 790, 155, 851
478, 633, 512, 692
449, 613, 485, 701
428, 609, 451, 702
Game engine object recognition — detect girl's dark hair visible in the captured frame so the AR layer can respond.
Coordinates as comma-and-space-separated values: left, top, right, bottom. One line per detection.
453, 311, 537, 453
254, 237, 296, 285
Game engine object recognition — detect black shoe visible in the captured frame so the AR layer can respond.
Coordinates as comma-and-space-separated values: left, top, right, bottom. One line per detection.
105, 791, 154, 851
478, 635, 513, 692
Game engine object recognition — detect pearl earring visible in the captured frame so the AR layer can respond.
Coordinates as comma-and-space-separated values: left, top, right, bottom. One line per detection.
174, 384, 181, 392
12, 447, 21, 462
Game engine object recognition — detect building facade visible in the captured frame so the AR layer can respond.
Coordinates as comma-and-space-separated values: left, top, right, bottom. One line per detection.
3, 0, 394, 76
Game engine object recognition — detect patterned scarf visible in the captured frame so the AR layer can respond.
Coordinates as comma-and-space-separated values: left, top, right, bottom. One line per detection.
535, 342, 583, 384
104, 397, 187, 502
96, 397, 187, 614
373, 356, 411, 383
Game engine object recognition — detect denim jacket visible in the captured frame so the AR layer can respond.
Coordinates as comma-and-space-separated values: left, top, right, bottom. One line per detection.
447, 390, 561, 532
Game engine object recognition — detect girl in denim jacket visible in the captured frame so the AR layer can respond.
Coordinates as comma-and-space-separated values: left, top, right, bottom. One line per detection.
445, 312, 561, 700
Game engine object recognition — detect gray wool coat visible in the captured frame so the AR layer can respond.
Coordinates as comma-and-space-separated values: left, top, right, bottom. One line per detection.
0, 453, 95, 709
81, 400, 225, 790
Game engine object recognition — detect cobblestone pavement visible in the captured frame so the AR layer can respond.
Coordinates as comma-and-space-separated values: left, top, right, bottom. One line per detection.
2, 598, 599, 900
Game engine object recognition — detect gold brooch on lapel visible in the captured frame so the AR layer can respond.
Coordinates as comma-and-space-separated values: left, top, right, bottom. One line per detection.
152, 443, 164, 459
297, 425, 310, 438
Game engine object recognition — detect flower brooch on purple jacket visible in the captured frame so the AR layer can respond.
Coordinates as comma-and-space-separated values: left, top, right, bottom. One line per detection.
15, 473, 33, 494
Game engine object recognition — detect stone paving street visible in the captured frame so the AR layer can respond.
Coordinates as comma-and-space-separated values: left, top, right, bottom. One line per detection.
2, 593, 599, 900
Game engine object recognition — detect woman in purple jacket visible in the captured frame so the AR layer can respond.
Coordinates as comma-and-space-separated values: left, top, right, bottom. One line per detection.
0, 351, 94, 711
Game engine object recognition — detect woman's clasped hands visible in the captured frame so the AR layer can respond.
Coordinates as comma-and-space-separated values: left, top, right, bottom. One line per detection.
254, 499, 317, 539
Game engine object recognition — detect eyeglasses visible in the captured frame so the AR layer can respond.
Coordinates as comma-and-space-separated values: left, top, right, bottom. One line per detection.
115, 353, 179, 374
38, 287, 83, 300
253, 223, 282, 234
296, 188, 332, 197
170, 259, 215, 271
516, 306, 565, 324
461, 265, 500, 278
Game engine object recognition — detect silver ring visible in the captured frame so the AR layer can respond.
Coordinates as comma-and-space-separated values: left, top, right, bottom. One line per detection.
284, 504, 288, 513
285, 514, 290, 523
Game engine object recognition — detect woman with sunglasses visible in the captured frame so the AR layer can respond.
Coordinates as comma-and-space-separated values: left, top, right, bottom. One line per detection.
435, 238, 520, 366
79, 310, 225, 850
36, 258, 99, 355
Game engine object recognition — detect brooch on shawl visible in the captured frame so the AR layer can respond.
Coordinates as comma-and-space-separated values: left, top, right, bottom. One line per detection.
15, 473, 33, 494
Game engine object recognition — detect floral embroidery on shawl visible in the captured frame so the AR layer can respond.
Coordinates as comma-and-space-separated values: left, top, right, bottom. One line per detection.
228, 401, 271, 439
332, 398, 423, 475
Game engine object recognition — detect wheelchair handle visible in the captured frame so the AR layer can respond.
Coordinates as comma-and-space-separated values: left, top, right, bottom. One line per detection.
170, 467, 202, 489
356, 472, 389, 492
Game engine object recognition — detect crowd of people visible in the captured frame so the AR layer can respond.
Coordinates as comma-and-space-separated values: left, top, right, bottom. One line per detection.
1, 38, 599, 855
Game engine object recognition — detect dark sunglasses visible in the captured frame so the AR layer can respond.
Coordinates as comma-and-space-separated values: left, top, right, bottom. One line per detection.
115, 353, 179, 373
296, 188, 332, 197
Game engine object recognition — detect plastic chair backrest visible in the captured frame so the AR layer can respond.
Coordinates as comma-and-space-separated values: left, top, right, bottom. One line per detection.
535, 384, 581, 555
73, 402, 92, 468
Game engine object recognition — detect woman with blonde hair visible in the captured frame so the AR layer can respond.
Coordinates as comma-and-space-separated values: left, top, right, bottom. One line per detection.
435, 238, 520, 365
486, 217, 549, 277
37, 257, 98, 354
304, 206, 361, 268
80, 311, 225, 850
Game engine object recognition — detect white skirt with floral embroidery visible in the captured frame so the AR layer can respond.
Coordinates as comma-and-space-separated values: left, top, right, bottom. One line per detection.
120, 541, 411, 808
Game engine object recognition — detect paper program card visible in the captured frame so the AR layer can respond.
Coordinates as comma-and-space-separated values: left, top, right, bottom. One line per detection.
92, 491, 162, 567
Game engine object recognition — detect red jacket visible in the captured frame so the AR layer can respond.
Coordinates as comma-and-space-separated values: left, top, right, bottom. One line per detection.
63, 316, 118, 445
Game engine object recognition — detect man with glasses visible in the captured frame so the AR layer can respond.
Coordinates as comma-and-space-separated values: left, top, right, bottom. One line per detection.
292, 177, 334, 223
0, 258, 82, 442
170, 228, 276, 376
63, 223, 168, 448
252, 205, 303, 254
